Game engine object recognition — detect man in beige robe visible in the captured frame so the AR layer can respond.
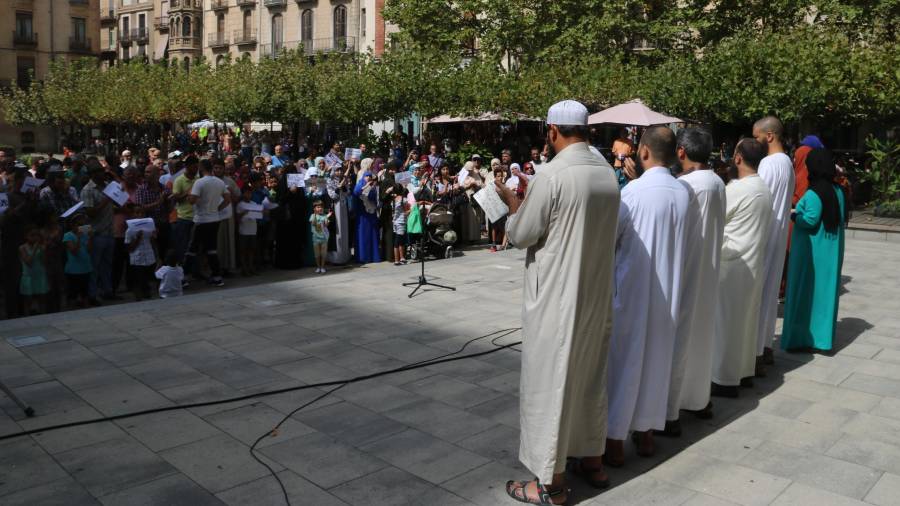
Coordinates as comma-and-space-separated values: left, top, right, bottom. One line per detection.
498, 100, 620, 504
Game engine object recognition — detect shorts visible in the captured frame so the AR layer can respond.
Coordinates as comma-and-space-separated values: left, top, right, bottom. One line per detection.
393, 231, 406, 245
66, 273, 90, 299
239, 234, 257, 250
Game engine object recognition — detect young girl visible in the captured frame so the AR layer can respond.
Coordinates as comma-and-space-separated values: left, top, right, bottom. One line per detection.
19, 227, 49, 315
62, 214, 93, 308
155, 250, 184, 299
124, 204, 157, 301
309, 200, 332, 273
490, 169, 508, 252
390, 183, 408, 266
236, 185, 260, 276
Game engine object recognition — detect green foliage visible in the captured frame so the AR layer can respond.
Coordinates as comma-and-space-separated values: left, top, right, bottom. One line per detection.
864, 136, 900, 203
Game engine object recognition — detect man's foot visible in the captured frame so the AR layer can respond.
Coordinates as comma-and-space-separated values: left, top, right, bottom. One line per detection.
181, 280, 191, 289
89, 298, 103, 307
631, 430, 655, 457
711, 382, 739, 398
209, 277, 225, 287
763, 346, 775, 365
656, 419, 682, 438
102, 293, 123, 301
566, 457, 609, 489
505, 479, 568, 505
687, 401, 714, 420
755, 356, 767, 378
740, 377, 754, 388
603, 438, 625, 467
490, 246, 497, 253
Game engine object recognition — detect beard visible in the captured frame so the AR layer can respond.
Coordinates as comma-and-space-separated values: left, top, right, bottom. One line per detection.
545, 133, 556, 160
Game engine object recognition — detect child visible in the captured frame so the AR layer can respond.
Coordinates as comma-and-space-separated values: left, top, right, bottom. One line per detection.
235, 185, 259, 276
390, 183, 409, 266
19, 227, 49, 315
309, 200, 332, 274
124, 204, 157, 301
62, 214, 93, 308
490, 169, 508, 252
155, 250, 184, 299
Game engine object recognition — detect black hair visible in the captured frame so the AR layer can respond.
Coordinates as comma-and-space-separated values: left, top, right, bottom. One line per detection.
393, 183, 408, 196
639, 126, 677, 166
676, 128, 714, 164
556, 125, 590, 139
199, 158, 213, 174
735, 137, 767, 170
165, 250, 180, 266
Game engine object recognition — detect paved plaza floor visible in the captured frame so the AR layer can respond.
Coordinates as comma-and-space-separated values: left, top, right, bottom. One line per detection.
1, 236, 900, 506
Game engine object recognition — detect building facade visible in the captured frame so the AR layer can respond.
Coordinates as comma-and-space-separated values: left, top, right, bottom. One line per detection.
0, 0, 101, 153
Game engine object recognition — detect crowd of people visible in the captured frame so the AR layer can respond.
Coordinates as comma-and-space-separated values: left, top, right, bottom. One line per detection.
500, 100, 849, 505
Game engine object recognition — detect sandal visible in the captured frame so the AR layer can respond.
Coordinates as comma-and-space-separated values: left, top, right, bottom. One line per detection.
566, 457, 610, 489
505, 478, 569, 505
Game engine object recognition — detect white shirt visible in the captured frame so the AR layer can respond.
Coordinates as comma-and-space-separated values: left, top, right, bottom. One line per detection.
124, 226, 156, 267
155, 265, 184, 298
237, 201, 259, 236
190, 175, 226, 224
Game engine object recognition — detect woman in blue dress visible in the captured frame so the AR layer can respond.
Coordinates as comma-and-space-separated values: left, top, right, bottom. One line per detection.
353, 159, 382, 264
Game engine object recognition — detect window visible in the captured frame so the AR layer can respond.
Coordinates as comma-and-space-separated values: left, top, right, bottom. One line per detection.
217, 13, 225, 34
16, 13, 33, 38
243, 10, 252, 34
301, 9, 313, 43
216, 55, 225, 67
182, 15, 191, 37
174, 17, 180, 37
108, 27, 115, 48
138, 13, 146, 38
271, 13, 283, 51
138, 44, 146, 57
333, 5, 347, 41
360, 8, 366, 38
16, 57, 34, 89
123, 46, 130, 61
72, 18, 87, 43
122, 16, 130, 36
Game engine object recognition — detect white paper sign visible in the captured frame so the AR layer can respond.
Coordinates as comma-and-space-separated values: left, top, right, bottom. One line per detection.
456, 169, 469, 185
241, 202, 264, 220
344, 148, 362, 161
103, 181, 129, 206
0, 193, 9, 215
473, 184, 509, 223
21, 177, 44, 193
262, 197, 279, 210
287, 173, 306, 189
60, 201, 84, 218
126, 217, 156, 233
394, 171, 412, 185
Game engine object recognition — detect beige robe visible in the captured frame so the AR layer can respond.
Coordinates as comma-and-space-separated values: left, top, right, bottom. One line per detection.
507, 142, 619, 482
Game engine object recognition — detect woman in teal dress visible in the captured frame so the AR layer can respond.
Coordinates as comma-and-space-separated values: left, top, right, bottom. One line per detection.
781, 149, 849, 352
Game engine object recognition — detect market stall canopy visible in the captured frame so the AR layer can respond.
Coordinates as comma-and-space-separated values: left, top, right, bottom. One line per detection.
587, 99, 681, 126
426, 112, 542, 124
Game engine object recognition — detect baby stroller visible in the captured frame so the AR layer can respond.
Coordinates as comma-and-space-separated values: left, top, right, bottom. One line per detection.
408, 202, 458, 260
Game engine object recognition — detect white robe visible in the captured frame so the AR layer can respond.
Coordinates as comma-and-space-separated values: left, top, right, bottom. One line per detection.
607, 167, 692, 440
667, 170, 726, 419
756, 153, 795, 355
507, 142, 619, 482
713, 174, 773, 386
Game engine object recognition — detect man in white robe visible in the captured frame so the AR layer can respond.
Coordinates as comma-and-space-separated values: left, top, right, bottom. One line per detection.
712, 138, 773, 398
753, 116, 795, 373
606, 126, 692, 463
664, 128, 726, 435
499, 100, 620, 505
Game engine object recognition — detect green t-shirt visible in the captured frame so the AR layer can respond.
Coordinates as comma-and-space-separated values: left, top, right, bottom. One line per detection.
172, 173, 195, 220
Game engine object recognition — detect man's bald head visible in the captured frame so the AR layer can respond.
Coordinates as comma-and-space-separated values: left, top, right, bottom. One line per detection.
752, 116, 785, 147
638, 126, 676, 168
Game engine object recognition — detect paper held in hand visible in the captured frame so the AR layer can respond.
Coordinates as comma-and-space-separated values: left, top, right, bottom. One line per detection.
394, 171, 412, 185
0, 193, 9, 215
242, 201, 264, 220
344, 148, 362, 161
103, 181, 130, 206
287, 173, 306, 189
21, 177, 44, 193
473, 184, 509, 224
126, 217, 156, 234
61, 201, 84, 218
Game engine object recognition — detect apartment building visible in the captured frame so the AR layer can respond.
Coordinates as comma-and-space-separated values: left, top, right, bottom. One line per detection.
0, 0, 100, 152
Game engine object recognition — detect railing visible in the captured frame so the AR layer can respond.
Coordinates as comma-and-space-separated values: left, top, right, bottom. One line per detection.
131, 27, 149, 43
233, 29, 257, 45
260, 42, 285, 58
69, 36, 92, 52
169, 0, 202, 10
13, 31, 38, 47
263, 0, 287, 7
236, 0, 256, 6
300, 36, 357, 54
101, 9, 116, 23
211, 0, 229, 9
154, 16, 169, 31
169, 35, 202, 49
208, 32, 229, 47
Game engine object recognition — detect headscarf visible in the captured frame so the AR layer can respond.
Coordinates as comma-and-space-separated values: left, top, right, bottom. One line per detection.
806, 148, 846, 233
800, 135, 825, 150
314, 157, 325, 170
491, 158, 501, 170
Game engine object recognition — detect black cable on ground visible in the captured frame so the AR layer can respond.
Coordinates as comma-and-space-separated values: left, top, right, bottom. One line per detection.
0, 327, 522, 443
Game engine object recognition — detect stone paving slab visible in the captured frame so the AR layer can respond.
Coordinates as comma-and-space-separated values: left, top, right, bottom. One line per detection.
1, 237, 900, 505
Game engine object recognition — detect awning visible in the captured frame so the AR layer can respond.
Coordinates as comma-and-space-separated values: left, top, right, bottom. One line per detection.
587, 99, 681, 127
154, 33, 168, 61
426, 112, 542, 124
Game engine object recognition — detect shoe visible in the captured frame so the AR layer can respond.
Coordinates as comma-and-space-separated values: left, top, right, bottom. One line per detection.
102, 293, 124, 301
711, 382, 739, 398
181, 280, 191, 289
209, 277, 225, 287
687, 402, 714, 420
490, 246, 497, 253
656, 419, 682, 438
89, 298, 103, 307
763, 346, 775, 365
394, 262, 401, 266
320, 268, 326, 274
401, 259, 408, 265
739, 377, 754, 388
754, 356, 767, 378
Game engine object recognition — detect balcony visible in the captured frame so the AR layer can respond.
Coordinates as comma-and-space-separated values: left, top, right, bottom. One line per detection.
169, 0, 202, 11
101, 9, 116, 24
260, 43, 284, 58
300, 36, 357, 54
236, 0, 256, 6
154, 16, 169, 31
13, 31, 38, 47
100, 44, 117, 58
69, 0, 89, 5
233, 29, 257, 45
208, 32, 229, 48
263, 0, 287, 7
170, 35, 202, 50
119, 28, 149, 45
211, 0, 229, 10
69, 36, 92, 53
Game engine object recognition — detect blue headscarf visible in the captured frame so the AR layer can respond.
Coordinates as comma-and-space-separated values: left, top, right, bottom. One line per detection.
800, 135, 825, 150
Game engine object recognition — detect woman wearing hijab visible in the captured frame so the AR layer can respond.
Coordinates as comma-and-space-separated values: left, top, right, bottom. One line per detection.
273, 160, 309, 269
459, 161, 483, 244
781, 149, 848, 353
353, 158, 382, 263
326, 157, 352, 264
377, 159, 397, 260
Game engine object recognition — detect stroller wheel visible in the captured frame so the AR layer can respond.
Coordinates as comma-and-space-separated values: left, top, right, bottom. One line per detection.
444, 246, 454, 259
407, 244, 419, 261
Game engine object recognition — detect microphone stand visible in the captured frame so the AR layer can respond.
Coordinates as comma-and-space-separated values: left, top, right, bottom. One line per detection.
403, 234, 455, 298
